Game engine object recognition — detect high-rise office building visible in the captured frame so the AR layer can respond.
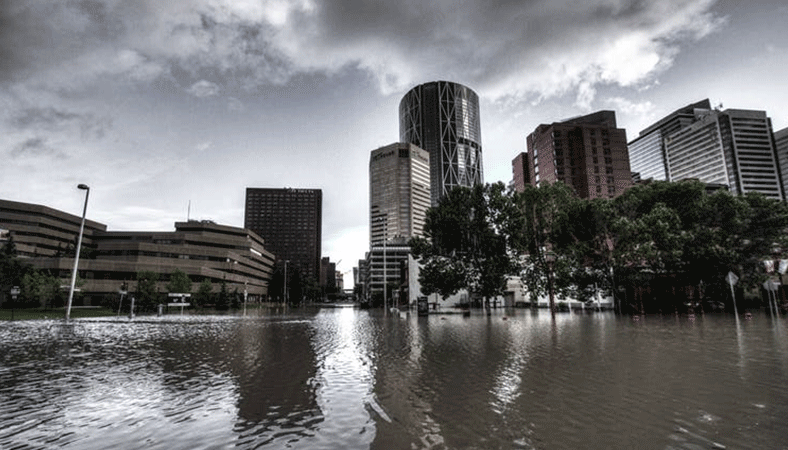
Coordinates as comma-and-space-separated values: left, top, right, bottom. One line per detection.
630, 100, 783, 200
775, 127, 788, 200
662, 108, 783, 200
244, 188, 322, 281
369, 143, 431, 245
628, 99, 711, 182
367, 142, 431, 301
400, 81, 483, 205
664, 110, 729, 186
525, 111, 632, 199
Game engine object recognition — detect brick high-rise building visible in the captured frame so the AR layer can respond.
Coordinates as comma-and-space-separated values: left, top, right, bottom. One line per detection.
511, 152, 531, 192
525, 111, 632, 199
244, 188, 322, 281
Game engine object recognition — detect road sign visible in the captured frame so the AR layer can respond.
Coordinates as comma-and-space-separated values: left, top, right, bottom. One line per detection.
763, 280, 780, 292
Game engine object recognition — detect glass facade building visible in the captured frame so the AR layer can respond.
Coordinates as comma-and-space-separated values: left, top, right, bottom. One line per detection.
665, 112, 729, 186
628, 99, 711, 182
662, 109, 783, 200
775, 127, 788, 200
627, 130, 667, 181
399, 81, 483, 205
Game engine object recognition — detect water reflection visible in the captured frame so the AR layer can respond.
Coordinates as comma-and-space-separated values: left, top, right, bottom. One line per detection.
0, 310, 787, 449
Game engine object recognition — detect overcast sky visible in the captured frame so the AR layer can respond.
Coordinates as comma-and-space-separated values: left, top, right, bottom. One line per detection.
1, 0, 787, 274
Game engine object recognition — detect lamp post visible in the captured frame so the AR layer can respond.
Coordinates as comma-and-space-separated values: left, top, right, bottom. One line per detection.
66, 184, 90, 321
544, 248, 556, 316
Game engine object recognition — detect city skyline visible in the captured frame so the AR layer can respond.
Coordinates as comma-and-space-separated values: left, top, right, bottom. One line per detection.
1, 0, 787, 272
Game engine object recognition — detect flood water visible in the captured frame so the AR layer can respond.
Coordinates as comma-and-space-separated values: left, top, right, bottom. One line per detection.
1, 307, 786, 450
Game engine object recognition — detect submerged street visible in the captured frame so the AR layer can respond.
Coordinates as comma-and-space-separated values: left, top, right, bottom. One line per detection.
1, 308, 786, 449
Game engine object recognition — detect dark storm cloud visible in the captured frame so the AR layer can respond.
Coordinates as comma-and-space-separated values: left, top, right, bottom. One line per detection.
292, 0, 725, 98
0, 0, 724, 102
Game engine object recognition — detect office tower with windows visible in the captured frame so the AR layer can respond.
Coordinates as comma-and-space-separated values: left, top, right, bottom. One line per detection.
244, 188, 322, 281
630, 100, 783, 200
369, 143, 431, 245
775, 127, 788, 200
367, 142, 431, 302
400, 81, 483, 205
628, 99, 711, 182
662, 108, 783, 200
525, 110, 632, 199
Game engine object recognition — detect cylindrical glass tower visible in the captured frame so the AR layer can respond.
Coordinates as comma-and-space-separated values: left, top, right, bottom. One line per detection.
399, 81, 483, 206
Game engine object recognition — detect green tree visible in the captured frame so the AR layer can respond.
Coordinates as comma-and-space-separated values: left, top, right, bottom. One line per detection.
215, 280, 229, 310
301, 275, 321, 304
289, 268, 303, 305
135, 271, 160, 312
268, 264, 285, 302
411, 183, 517, 309
510, 182, 577, 307
1, 235, 31, 307
166, 269, 192, 294
194, 278, 213, 308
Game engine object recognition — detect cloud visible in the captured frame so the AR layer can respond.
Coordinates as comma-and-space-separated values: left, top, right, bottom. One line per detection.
10, 106, 113, 139
227, 97, 245, 112
187, 80, 220, 97
8, 137, 68, 159
0, 0, 725, 105
605, 97, 657, 117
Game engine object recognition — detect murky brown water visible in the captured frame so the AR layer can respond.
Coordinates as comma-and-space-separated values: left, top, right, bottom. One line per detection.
1, 308, 786, 449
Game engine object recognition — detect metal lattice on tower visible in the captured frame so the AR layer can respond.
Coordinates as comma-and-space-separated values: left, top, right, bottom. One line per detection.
400, 81, 483, 206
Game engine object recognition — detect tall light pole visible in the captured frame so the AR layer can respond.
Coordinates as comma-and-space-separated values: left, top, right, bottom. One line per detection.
66, 184, 90, 321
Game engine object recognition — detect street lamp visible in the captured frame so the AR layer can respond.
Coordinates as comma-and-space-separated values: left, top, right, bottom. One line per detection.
65, 184, 90, 321
544, 248, 556, 315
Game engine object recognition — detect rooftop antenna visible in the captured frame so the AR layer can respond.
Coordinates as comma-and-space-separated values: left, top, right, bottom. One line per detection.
187, 200, 191, 221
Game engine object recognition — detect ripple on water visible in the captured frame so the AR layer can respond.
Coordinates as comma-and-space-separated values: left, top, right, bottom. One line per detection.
2, 311, 788, 449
